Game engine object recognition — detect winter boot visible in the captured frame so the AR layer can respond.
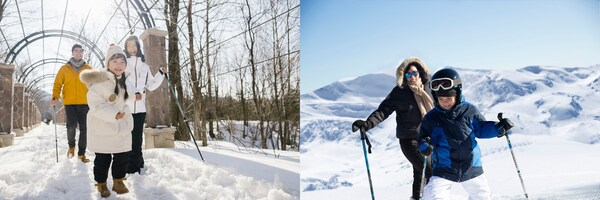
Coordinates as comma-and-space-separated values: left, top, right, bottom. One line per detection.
78, 155, 90, 163
96, 182, 111, 197
67, 147, 75, 158
112, 178, 129, 194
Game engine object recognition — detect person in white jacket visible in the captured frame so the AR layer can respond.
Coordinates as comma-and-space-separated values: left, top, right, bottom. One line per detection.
80, 45, 136, 198
123, 35, 165, 174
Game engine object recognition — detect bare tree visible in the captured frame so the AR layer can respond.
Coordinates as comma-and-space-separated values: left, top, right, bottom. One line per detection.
164, 0, 188, 140
185, 0, 208, 146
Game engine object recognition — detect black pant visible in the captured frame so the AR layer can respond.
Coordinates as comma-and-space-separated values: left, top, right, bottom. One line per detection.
127, 113, 146, 174
94, 152, 130, 183
65, 105, 89, 156
400, 138, 432, 199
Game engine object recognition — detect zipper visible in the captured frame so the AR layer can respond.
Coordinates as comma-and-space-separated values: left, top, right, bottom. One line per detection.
133, 59, 138, 113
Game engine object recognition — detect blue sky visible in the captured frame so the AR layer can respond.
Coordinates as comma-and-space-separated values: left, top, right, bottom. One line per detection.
300, 0, 600, 93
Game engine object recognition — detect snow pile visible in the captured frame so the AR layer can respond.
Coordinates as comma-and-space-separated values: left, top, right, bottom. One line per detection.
0, 123, 299, 200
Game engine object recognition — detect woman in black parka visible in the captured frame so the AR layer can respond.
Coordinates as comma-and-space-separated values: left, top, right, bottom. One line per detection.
352, 57, 434, 200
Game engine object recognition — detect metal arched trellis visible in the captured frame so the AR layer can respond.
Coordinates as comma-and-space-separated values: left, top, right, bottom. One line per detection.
4, 29, 105, 68
17, 58, 69, 83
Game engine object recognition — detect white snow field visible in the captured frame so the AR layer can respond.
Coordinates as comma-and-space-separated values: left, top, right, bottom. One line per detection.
0, 122, 299, 200
301, 65, 600, 199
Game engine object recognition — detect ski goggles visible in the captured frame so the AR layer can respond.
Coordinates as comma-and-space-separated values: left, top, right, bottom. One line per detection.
430, 78, 459, 91
405, 71, 419, 78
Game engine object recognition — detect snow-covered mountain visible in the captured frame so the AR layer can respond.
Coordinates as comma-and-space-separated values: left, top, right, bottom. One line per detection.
300, 65, 600, 199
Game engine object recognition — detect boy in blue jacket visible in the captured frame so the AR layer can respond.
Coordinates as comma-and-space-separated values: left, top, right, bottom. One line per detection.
417, 68, 513, 199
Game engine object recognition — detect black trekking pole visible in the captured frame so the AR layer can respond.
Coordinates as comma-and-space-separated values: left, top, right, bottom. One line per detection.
160, 68, 205, 162
420, 155, 427, 198
498, 113, 528, 199
352, 125, 375, 200
53, 106, 58, 163
420, 137, 432, 198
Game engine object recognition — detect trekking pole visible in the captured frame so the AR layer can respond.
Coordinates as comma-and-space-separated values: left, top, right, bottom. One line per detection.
498, 113, 528, 199
53, 106, 58, 163
160, 68, 205, 162
420, 155, 427, 198
352, 125, 375, 200
420, 137, 432, 198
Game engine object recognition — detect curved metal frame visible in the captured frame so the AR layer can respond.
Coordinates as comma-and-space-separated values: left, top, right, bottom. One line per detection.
17, 58, 68, 83
4, 29, 105, 68
25, 74, 57, 92
129, 0, 156, 29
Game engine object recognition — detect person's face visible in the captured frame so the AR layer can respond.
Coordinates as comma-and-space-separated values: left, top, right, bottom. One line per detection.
406, 66, 421, 85
438, 96, 456, 110
126, 40, 138, 56
108, 57, 126, 76
72, 48, 84, 61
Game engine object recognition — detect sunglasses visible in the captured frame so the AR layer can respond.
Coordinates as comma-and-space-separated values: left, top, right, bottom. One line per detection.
430, 78, 456, 91
405, 71, 419, 78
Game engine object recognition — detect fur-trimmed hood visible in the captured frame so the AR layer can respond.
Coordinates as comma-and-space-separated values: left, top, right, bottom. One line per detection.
80, 69, 130, 87
396, 57, 431, 88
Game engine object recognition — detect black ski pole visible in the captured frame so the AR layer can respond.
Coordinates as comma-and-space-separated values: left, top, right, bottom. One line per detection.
352, 125, 375, 200
420, 155, 427, 198
53, 106, 58, 163
498, 113, 528, 199
420, 137, 432, 198
160, 68, 205, 162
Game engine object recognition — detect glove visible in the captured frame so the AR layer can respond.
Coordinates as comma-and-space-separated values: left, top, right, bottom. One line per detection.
421, 137, 433, 156
352, 119, 374, 133
497, 118, 514, 138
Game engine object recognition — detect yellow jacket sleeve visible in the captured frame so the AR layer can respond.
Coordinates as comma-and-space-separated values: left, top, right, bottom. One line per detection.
52, 67, 65, 100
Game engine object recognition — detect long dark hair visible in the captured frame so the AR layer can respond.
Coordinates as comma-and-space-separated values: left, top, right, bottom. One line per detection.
107, 53, 129, 100
403, 61, 428, 86
124, 35, 145, 62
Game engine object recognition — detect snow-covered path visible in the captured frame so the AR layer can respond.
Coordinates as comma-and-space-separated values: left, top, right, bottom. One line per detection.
0, 123, 299, 200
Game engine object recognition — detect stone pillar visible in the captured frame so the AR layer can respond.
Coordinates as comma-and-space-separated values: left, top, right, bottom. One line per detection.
12, 83, 25, 136
141, 28, 171, 128
0, 64, 15, 147
140, 28, 175, 149
32, 104, 37, 127
23, 93, 30, 131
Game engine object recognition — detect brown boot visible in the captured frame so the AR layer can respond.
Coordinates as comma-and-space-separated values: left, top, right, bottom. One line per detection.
67, 147, 75, 158
78, 155, 90, 163
112, 178, 129, 194
96, 182, 111, 197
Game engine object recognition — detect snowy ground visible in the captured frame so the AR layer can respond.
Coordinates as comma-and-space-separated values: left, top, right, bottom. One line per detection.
302, 132, 600, 199
0, 123, 299, 200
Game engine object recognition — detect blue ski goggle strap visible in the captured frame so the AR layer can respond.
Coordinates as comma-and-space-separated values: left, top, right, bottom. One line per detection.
430, 78, 460, 91
405, 71, 419, 78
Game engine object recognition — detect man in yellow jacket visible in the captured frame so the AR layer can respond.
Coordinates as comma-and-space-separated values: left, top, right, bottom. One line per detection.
51, 44, 93, 163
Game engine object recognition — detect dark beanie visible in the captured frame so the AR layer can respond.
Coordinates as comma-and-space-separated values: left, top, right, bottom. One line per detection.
435, 89, 457, 97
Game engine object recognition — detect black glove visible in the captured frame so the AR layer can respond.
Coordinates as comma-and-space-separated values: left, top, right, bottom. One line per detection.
497, 118, 514, 138
352, 119, 374, 133
421, 137, 433, 156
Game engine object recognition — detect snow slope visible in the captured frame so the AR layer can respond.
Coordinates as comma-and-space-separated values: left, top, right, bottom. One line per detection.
0, 123, 299, 200
301, 65, 600, 199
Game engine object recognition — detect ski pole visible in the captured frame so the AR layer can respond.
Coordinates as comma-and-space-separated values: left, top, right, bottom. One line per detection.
352, 125, 375, 200
160, 68, 205, 162
53, 106, 58, 163
420, 155, 427, 198
498, 113, 528, 199
420, 137, 432, 198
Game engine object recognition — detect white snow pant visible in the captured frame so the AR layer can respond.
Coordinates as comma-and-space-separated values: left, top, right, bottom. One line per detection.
422, 175, 491, 200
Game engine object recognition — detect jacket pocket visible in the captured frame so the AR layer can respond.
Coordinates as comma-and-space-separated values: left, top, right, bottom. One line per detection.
119, 114, 134, 133
93, 119, 119, 136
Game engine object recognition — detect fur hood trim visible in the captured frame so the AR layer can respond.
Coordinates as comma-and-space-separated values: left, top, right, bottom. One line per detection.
80, 69, 130, 87
396, 57, 431, 88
